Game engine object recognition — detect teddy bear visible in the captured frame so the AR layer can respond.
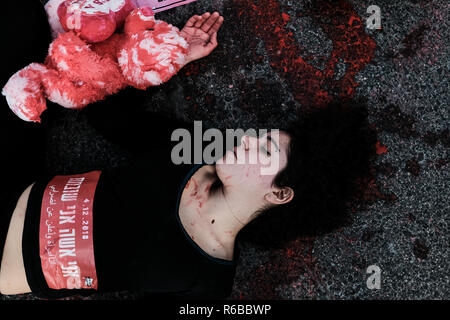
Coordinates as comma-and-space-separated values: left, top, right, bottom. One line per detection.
2, 0, 188, 122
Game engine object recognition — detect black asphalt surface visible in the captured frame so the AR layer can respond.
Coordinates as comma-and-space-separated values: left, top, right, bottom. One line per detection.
1, 0, 449, 300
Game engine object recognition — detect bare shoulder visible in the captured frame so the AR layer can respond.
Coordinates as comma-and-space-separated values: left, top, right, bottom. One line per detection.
17, 183, 35, 208
0, 183, 34, 295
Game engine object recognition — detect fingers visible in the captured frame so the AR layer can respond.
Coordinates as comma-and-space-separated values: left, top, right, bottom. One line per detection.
194, 12, 211, 28
184, 15, 199, 28
200, 12, 223, 34
189, 11, 224, 33
207, 14, 224, 35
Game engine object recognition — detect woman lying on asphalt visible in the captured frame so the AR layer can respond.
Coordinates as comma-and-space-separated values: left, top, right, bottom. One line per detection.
0, 0, 377, 299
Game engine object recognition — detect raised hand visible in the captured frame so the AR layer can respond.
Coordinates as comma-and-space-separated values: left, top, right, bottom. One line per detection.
181, 12, 224, 65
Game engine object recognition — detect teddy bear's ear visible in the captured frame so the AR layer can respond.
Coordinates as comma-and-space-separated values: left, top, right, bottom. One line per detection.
44, 0, 67, 40
114, 0, 138, 27
124, 7, 156, 34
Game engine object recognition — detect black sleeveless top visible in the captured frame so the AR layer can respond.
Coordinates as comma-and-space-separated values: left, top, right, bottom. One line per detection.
22, 115, 239, 299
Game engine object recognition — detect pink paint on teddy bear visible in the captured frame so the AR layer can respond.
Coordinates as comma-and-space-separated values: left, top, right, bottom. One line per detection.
58, 0, 137, 43
2, 0, 188, 122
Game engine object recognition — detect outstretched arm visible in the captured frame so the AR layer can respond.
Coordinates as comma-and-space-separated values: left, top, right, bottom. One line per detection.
181, 12, 224, 66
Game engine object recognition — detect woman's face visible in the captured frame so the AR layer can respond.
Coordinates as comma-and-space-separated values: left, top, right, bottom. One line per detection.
215, 130, 291, 199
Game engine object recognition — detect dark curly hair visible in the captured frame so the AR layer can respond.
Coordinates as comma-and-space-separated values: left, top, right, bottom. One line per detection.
236, 99, 378, 248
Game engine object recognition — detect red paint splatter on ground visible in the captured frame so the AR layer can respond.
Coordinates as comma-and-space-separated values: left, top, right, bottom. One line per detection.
229, 0, 383, 299
233, 238, 322, 299
233, 0, 376, 109
281, 12, 290, 23
375, 140, 388, 155
354, 177, 398, 205
182, 61, 203, 77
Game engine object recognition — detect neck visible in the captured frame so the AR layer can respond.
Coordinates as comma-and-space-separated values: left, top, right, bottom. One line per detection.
180, 165, 259, 258
203, 185, 248, 245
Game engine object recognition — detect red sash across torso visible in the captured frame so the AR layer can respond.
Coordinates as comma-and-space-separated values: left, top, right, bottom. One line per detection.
39, 171, 101, 290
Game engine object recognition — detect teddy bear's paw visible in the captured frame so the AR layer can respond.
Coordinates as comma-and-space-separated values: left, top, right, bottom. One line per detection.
2, 63, 48, 123
118, 22, 188, 89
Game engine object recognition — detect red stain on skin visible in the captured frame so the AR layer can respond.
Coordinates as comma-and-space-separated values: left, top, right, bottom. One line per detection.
190, 178, 198, 191
184, 176, 212, 212
233, 0, 376, 109
224, 230, 234, 238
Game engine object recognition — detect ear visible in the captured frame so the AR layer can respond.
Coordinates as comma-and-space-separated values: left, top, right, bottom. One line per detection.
264, 187, 294, 205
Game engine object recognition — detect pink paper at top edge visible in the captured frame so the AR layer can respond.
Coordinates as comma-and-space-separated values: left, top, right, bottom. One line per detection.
133, 0, 198, 13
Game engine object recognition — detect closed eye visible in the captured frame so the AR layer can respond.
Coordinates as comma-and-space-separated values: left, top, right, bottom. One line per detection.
267, 134, 280, 154
261, 146, 271, 156
261, 137, 271, 156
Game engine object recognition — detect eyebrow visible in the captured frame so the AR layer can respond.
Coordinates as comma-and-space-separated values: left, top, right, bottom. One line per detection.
266, 134, 280, 152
